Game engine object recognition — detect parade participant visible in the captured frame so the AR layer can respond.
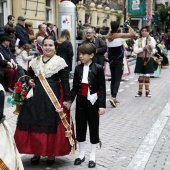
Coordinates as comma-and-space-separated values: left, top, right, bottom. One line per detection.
106, 21, 135, 107
157, 41, 169, 67
0, 82, 24, 170
14, 36, 75, 166
65, 43, 106, 168
134, 26, 156, 97
152, 48, 162, 77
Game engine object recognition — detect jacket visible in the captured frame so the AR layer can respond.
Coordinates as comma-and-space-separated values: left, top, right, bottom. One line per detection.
15, 23, 29, 47
82, 37, 107, 66
71, 62, 106, 108
0, 45, 17, 64
46, 28, 56, 40
56, 40, 73, 71
16, 47, 34, 71
3, 23, 15, 32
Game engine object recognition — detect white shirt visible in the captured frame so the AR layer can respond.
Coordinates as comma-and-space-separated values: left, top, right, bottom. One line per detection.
106, 38, 130, 47
82, 63, 98, 105
134, 36, 156, 54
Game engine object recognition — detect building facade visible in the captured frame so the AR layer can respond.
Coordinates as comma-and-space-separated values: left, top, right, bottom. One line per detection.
0, 0, 60, 32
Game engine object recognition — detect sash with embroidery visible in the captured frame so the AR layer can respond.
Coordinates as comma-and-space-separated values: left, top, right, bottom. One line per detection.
36, 57, 75, 154
138, 37, 152, 66
0, 159, 9, 170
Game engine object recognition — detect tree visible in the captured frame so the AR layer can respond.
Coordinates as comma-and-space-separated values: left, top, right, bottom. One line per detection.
159, 5, 169, 31
116, 13, 122, 22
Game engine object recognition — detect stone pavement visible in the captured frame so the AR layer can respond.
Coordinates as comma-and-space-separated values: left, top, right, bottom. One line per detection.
3, 55, 170, 170
145, 118, 170, 170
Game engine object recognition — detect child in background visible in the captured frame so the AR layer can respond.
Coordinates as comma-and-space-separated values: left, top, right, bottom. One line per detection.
15, 43, 34, 73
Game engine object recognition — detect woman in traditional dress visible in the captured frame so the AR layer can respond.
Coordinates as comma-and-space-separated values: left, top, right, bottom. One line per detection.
157, 42, 169, 67
152, 47, 163, 77
14, 36, 75, 166
0, 80, 24, 169
134, 26, 156, 97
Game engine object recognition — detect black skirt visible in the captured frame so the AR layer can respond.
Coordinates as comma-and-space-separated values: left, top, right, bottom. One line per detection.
134, 57, 155, 74
16, 77, 61, 134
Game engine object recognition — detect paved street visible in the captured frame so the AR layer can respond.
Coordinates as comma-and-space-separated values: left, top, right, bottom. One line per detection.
4, 54, 170, 170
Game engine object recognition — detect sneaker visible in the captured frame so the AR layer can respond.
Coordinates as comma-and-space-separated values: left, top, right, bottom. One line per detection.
146, 92, 151, 97
114, 98, 120, 104
109, 98, 116, 107
135, 92, 142, 97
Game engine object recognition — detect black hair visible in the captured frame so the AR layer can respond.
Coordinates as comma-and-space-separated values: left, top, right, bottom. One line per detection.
29, 38, 36, 44
141, 26, 149, 32
8, 15, 14, 21
78, 43, 96, 55
42, 36, 55, 45
47, 23, 52, 27
110, 21, 120, 33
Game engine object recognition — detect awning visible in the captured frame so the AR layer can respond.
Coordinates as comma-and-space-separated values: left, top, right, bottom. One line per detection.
156, 0, 165, 5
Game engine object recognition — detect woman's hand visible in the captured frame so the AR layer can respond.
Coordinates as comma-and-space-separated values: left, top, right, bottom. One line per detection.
63, 101, 72, 110
7, 62, 13, 68
127, 25, 135, 34
98, 108, 105, 115
28, 79, 36, 88
13, 63, 18, 70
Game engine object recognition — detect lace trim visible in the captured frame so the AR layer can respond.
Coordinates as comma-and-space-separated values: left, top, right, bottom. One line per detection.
30, 55, 68, 78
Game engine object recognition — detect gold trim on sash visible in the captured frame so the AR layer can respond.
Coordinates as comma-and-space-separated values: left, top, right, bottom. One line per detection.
0, 159, 9, 170
37, 71, 75, 154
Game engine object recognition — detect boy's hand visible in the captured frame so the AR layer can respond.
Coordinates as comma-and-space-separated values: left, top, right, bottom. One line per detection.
77, 61, 81, 65
98, 108, 105, 115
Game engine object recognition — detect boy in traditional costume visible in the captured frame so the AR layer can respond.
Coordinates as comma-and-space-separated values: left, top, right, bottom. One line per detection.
68, 43, 106, 168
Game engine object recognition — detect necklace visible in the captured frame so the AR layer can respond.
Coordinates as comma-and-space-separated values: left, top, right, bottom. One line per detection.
42, 56, 53, 64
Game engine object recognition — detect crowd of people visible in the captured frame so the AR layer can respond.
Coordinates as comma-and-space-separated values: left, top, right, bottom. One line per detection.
0, 14, 169, 169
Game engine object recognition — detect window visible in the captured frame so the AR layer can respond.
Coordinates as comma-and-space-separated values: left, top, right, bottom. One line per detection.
0, 0, 9, 26
46, 0, 54, 22
0, 2, 4, 26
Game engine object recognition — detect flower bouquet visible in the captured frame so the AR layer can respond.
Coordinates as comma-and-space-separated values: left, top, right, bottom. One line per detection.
7, 77, 30, 115
13, 81, 30, 115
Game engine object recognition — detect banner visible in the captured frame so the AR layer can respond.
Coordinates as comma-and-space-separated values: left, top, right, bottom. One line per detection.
147, 0, 152, 20
128, 0, 146, 16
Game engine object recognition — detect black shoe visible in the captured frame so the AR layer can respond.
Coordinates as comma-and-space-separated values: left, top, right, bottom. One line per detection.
88, 160, 96, 168
31, 156, 40, 165
46, 159, 55, 166
74, 157, 85, 165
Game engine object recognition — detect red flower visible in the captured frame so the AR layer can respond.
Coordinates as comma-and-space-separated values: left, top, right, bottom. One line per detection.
22, 91, 28, 98
15, 87, 22, 92
15, 81, 22, 87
